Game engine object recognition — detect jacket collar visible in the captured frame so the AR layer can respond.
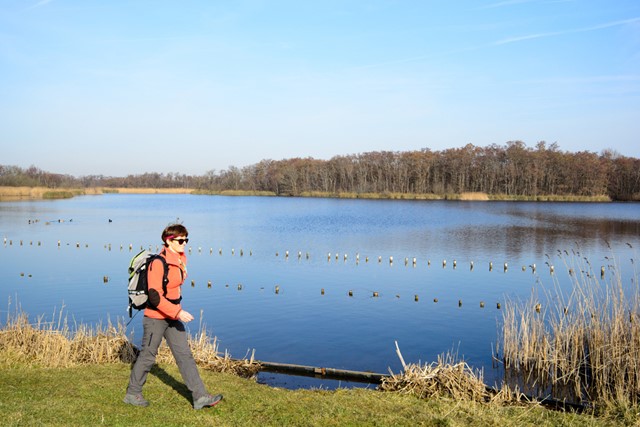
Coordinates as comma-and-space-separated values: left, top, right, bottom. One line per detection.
161, 247, 186, 266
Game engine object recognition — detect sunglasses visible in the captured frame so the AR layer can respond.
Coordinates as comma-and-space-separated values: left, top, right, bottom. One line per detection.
171, 238, 189, 245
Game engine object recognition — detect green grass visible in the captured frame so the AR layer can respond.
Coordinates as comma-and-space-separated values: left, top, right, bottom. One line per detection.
0, 361, 633, 427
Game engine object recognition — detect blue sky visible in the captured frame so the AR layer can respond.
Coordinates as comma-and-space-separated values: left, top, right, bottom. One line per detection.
1, 1, 639, 177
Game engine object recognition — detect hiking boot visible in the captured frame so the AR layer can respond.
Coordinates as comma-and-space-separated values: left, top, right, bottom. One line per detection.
194, 393, 223, 410
123, 393, 149, 407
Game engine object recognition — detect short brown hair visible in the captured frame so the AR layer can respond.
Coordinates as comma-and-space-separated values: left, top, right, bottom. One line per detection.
161, 223, 188, 245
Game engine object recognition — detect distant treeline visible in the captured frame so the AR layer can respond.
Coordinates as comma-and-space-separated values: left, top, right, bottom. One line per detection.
2, 141, 639, 201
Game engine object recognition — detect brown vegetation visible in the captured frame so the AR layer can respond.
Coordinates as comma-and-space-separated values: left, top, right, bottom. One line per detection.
107, 187, 195, 195
0, 186, 84, 201
2, 142, 639, 200
0, 307, 259, 378
380, 345, 534, 409
0, 186, 194, 201
381, 352, 490, 403
460, 192, 490, 201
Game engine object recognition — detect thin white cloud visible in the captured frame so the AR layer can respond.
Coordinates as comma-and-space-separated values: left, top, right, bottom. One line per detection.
510, 74, 640, 87
346, 16, 640, 71
348, 44, 484, 72
494, 17, 640, 45
25, 0, 54, 11
477, 0, 574, 9
477, 0, 539, 10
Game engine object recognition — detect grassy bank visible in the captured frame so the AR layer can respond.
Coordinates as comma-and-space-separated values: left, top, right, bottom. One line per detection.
2, 362, 621, 427
0, 308, 637, 425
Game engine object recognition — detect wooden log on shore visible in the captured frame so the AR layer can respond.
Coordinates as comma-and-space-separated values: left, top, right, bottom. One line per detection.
255, 360, 387, 384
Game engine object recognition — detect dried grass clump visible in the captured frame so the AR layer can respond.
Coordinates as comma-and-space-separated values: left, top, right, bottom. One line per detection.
0, 309, 136, 367
380, 358, 490, 403
69, 326, 138, 365
0, 305, 260, 378
380, 343, 494, 404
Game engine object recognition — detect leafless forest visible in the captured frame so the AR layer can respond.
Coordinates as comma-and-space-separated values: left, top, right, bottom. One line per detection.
2, 142, 639, 201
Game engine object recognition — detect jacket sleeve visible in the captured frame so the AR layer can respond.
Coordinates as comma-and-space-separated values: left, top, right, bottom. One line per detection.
147, 257, 182, 319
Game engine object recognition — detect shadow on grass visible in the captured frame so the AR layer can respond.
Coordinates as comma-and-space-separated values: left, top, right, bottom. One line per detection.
150, 365, 192, 404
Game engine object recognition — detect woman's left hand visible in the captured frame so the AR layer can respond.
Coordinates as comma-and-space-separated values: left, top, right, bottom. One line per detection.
178, 309, 194, 323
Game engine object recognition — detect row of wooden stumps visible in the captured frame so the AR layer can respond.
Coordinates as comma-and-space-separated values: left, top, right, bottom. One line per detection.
0, 239, 529, 272
84, 274, 514, 309
99, 274, 506, 309
6, 239, 608, 279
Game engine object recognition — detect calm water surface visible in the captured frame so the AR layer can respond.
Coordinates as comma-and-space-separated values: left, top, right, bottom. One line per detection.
1, 194, 639, 389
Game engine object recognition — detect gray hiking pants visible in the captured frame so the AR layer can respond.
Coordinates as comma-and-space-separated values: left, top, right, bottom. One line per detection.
126, 316, 208, 401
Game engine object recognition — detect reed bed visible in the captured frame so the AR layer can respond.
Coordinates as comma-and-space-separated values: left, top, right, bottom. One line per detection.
298, 191, 445, 200
488, 193, 611, 202
0, 186, 82, 201
500, 249, 640, 409
0, 308, 135, 367
106, 187, 195, 194
0, 305, 260, 378
458, 192, 490, 201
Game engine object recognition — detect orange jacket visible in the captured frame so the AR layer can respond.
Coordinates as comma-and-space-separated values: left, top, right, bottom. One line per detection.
144, 248, 187, 320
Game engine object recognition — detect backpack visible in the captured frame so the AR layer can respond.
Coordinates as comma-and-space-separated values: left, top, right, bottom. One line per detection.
127, 250, 169, 318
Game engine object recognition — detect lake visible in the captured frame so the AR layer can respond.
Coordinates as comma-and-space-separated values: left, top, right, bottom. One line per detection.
1, 194, 639, 389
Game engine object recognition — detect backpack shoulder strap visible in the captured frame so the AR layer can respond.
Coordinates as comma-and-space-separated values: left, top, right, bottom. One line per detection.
150, 252, 170, 297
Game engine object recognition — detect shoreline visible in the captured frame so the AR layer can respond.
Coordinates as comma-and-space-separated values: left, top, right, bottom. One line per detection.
0, 186, 613, 203
0, 186, 194, 201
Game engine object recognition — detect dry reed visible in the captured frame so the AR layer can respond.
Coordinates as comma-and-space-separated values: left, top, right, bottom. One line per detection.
500, 248, 640, 408
380, 361, 536, 409
459, 192, 490, 201
380, 356, 489, 402
106, 187, 195, 194
0, 304, 260, 378
379, 342, 532, 406
0, 307, 135, 367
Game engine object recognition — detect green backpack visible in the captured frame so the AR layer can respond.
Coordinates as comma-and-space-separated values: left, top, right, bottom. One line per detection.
127, 250, 169, 317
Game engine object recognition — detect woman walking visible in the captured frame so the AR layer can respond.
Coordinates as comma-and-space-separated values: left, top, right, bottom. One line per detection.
124, 223, 223, 409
